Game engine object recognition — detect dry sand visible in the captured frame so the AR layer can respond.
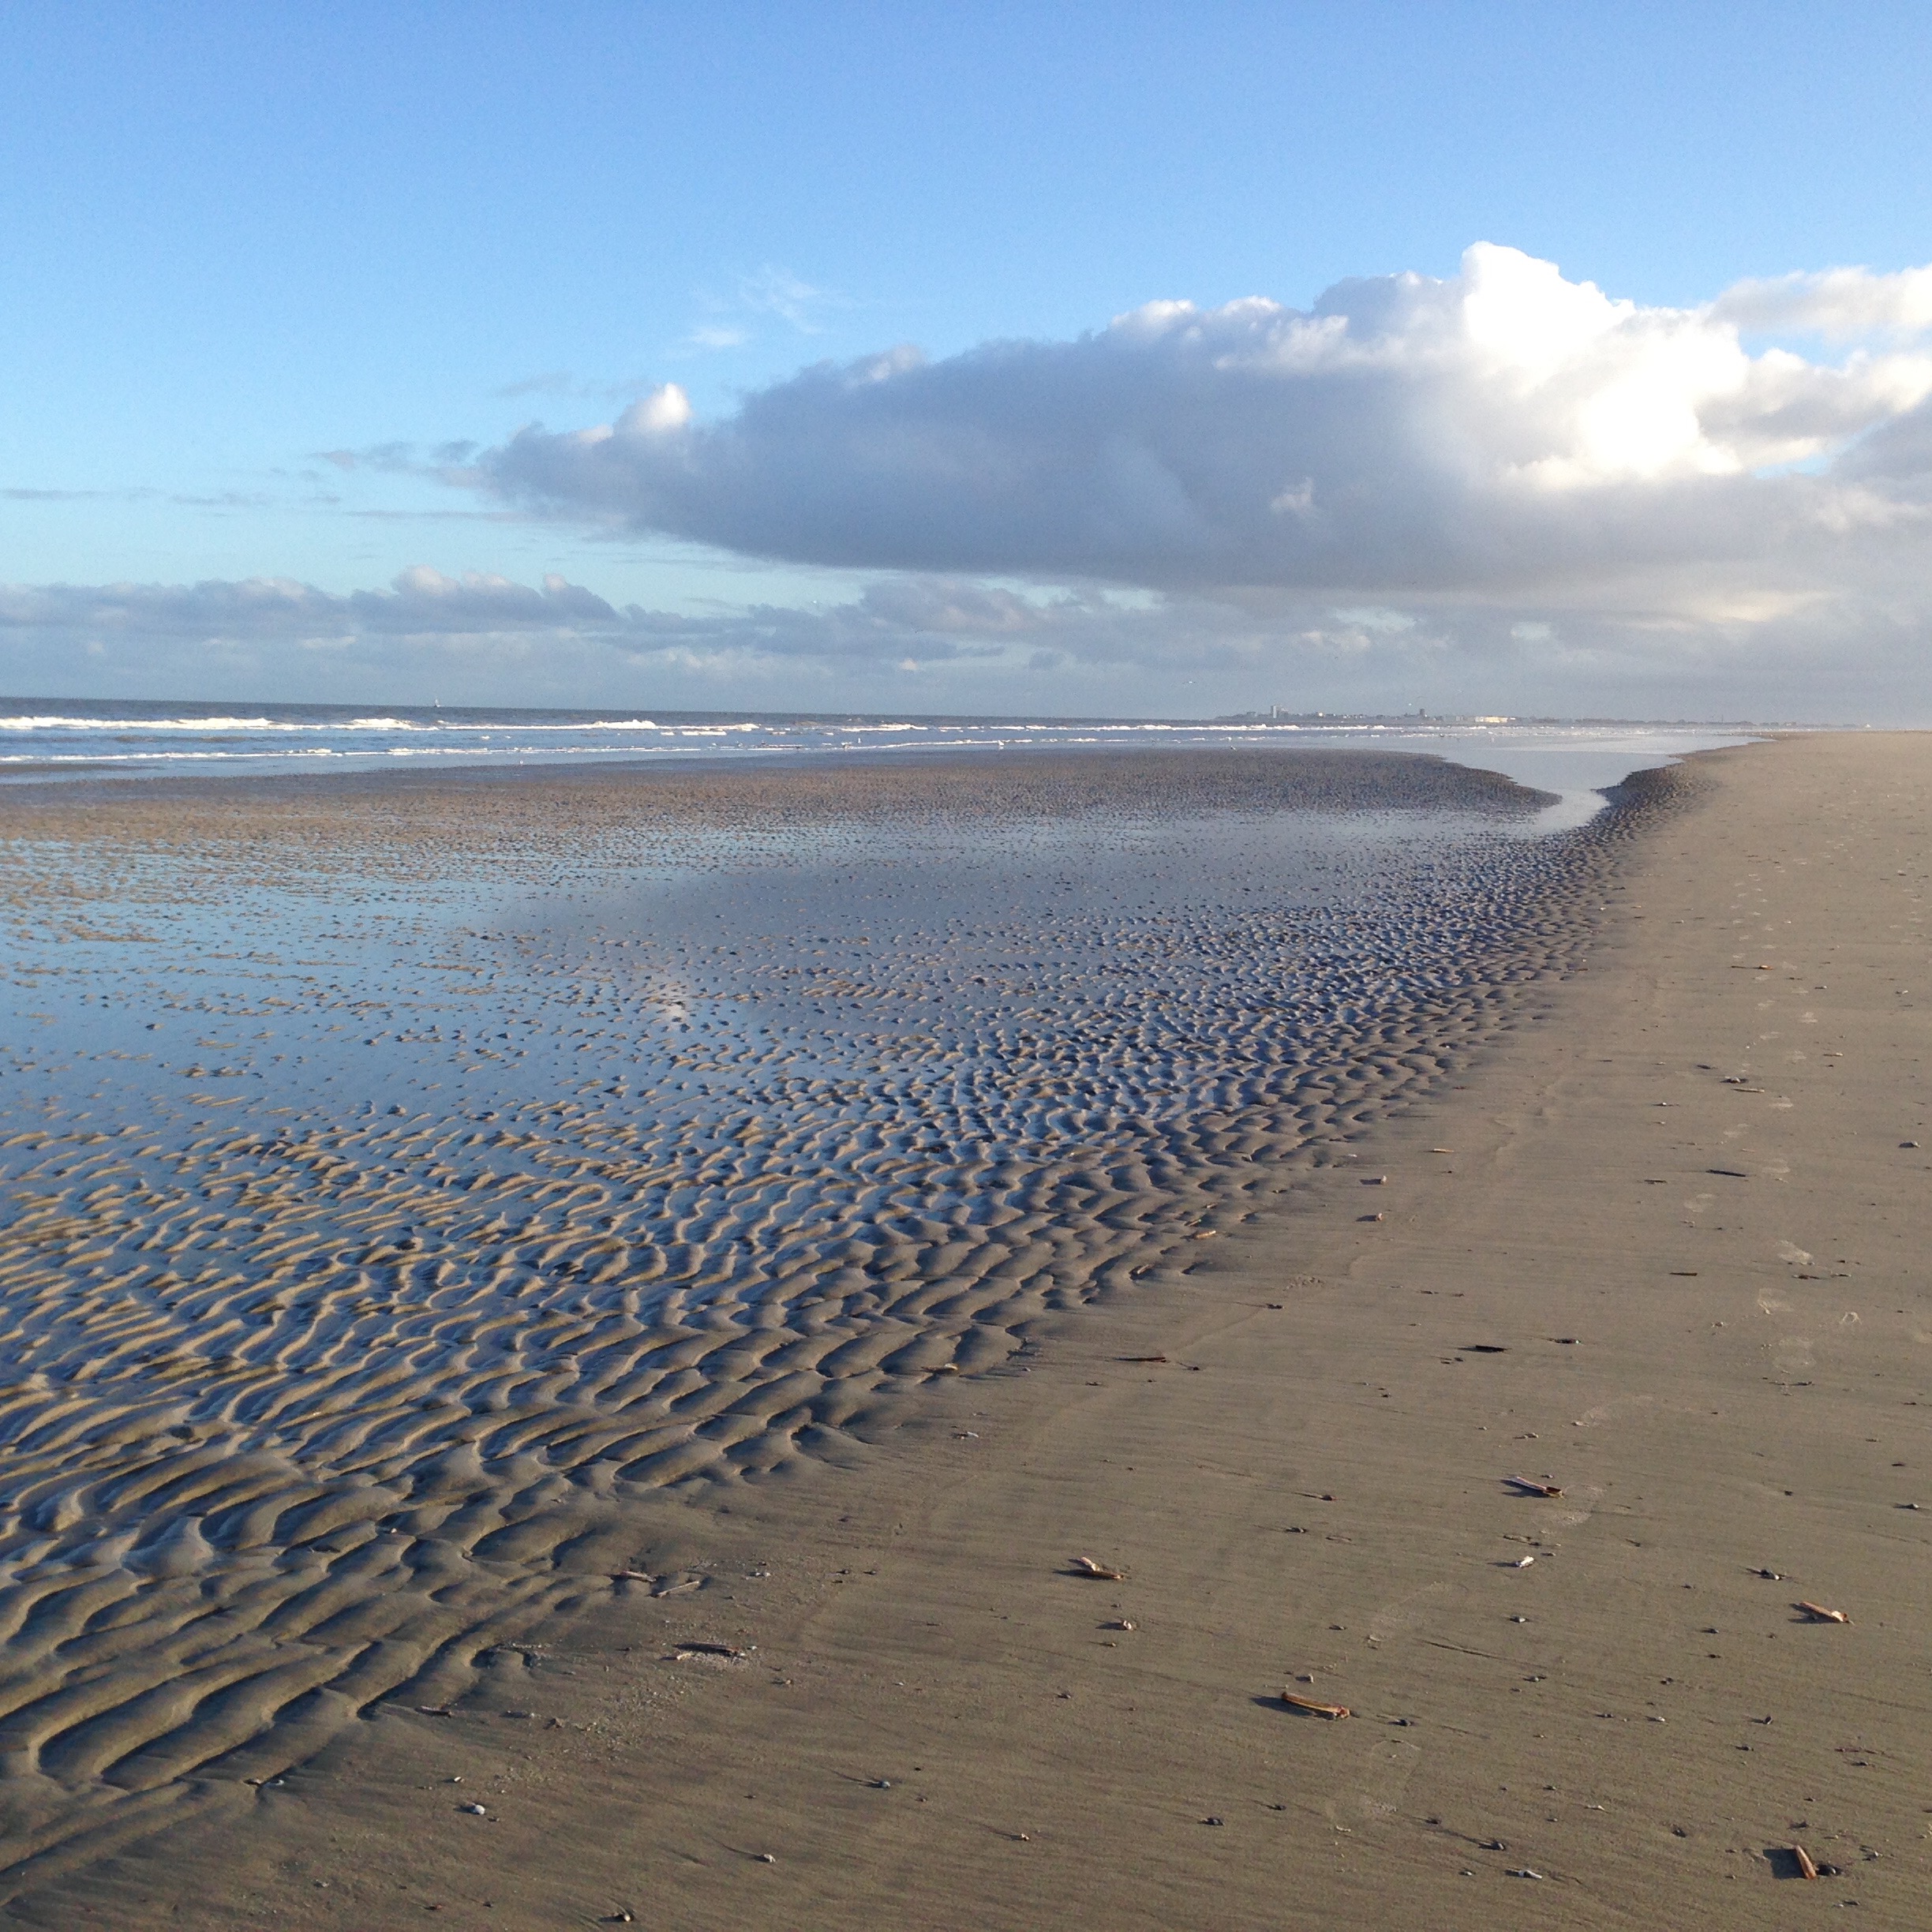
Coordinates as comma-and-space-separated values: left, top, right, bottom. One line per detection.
2, 732, 1929, 1926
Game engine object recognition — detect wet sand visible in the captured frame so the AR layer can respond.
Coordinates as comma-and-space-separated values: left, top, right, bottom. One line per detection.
3, 735, 1929, 1924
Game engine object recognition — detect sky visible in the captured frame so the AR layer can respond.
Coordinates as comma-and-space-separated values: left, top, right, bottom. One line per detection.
4, 1, 1932, 721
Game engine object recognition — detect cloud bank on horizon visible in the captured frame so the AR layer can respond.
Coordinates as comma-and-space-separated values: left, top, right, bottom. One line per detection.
2, 567, 1076, 675
11, 245, 1932, 717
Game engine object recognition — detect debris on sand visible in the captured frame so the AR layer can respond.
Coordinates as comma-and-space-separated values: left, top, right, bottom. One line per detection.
1281, 1691, 1350, 1720
1069, 1556, 1127, 1581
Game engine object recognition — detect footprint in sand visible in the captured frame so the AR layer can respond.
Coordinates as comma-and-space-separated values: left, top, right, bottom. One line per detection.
1572, 1395, 1655, 1431
1323, 1734, 1424, 1826
1364, 1578, 1453, 1646
1548, 1482, 1604, 1530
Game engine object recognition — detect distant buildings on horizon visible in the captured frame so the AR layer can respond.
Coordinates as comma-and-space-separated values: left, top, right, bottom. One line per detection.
1213, 707, 1787, 728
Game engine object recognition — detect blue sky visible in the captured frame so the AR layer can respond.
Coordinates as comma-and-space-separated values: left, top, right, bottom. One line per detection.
5, 2, 1932, 717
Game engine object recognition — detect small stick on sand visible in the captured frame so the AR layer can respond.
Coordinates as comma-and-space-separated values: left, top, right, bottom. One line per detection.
1795, 1601, 1850, 1623
1069, 1556, 1127, 1580
1791, 1844, 1819, 1879
1503, 1475, 1563, 1498
1282, 1690, 1350, 1720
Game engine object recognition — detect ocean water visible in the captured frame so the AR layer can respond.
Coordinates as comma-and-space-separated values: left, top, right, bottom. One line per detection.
0, 698, 1750, 826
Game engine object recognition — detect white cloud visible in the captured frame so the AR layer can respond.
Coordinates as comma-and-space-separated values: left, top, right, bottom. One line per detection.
737, 265, 843, 333
1709, 264, 1932, 341
674, 267, 849, 357
482, 243, 1932, 620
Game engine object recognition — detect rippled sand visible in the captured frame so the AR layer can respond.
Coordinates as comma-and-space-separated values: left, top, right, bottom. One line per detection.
0, 749, 1634, 1873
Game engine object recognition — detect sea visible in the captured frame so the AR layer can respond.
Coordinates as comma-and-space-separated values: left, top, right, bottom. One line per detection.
0, 697, 1758, 827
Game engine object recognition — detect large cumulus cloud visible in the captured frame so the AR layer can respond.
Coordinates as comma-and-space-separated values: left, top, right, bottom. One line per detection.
482, 244, 1932, 608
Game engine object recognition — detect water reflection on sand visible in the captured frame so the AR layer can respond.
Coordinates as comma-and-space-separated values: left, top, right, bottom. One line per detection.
0, 748, 1648, 1869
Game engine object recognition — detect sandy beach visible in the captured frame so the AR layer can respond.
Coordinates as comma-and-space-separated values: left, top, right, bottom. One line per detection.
1, 732, 1927, 1926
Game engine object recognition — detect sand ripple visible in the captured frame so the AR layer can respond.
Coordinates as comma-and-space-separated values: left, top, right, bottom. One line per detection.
0, 750, 1664, 1875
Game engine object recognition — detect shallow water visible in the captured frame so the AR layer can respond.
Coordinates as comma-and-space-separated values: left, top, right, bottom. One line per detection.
0, 747, 1651, 1871
0, 696, 1749, 818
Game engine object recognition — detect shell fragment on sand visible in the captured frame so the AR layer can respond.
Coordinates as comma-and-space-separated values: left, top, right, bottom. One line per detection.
1069, 1556, 1127, 1580
1795, 1601, 1850, 1623
1503, 1475, 1564, 1498
1792, 1844, 1820, 1880
1281, 1690, 1350, 1720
